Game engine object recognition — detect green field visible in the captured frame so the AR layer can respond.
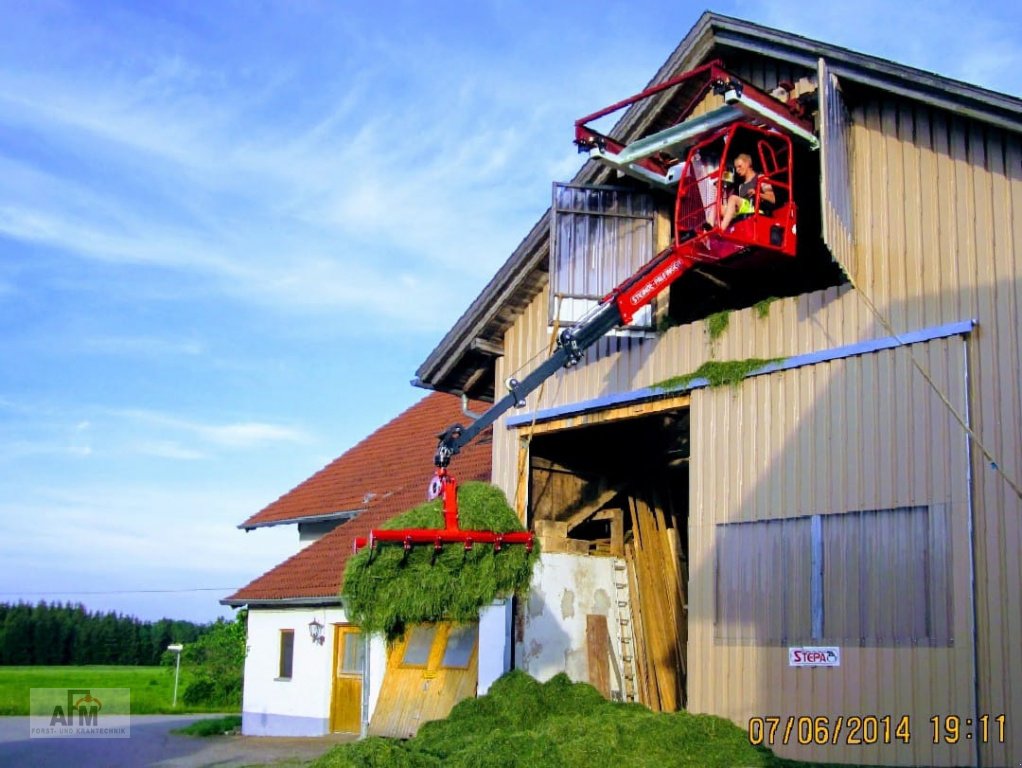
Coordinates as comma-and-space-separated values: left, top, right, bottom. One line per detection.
0, 665, 235, 715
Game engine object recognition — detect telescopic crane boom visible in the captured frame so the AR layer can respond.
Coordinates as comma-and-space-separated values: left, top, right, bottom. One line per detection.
356, 64, 816, 555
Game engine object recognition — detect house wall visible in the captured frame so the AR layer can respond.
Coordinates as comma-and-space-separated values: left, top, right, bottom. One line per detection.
478, 599, 513, 695
241, 607, 386, 737
243, 604, 511, 738
490, 60, 1021, 765
515, 553, 626, 701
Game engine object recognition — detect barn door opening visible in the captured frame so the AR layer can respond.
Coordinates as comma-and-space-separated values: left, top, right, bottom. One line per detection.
527, 406, 690, 709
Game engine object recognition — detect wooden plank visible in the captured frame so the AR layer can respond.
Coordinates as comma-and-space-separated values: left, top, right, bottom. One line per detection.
586, 614, 612, 698
665, 525, 688, 683
631, 496, 674, 711
634, 495, 680, 711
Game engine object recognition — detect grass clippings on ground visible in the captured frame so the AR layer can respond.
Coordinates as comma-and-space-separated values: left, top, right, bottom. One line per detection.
309, 671, 901, 768
310, 671, 777, 768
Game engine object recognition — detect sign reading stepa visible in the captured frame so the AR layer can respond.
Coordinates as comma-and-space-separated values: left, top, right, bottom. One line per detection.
30, 688, 131, 739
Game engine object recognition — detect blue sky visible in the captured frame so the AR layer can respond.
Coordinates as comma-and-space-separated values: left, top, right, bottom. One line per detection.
1, 1, 1019, 624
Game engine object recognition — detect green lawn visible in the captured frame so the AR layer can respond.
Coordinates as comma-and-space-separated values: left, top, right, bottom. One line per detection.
0, 665, 235, 715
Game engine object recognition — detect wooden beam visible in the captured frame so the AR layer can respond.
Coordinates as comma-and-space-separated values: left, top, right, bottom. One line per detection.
470, 337, 504, 357
563, 485, 623, 532
461, 365, 488, 395
515, 394, 692, 437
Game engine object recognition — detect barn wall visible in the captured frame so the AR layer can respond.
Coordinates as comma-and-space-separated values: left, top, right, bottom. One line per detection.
846, 93, 1022, 767
487, 52, 1021, 766
688, 339, 975, 766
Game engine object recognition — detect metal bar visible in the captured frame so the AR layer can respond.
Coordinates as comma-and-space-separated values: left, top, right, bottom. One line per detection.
724, 86, 820, 149
811, 514, 823, 640
616, 105, 742, 163
573, 60, 721, 128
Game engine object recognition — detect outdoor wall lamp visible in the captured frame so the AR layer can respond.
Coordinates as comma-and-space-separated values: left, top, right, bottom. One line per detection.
308, 618, 325, 645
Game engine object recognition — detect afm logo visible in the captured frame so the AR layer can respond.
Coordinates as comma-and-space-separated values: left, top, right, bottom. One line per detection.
30, 686, 130, 738
49, 689, 102, 726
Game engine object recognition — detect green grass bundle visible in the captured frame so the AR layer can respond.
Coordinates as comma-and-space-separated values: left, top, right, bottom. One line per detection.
342, 482, 539, 641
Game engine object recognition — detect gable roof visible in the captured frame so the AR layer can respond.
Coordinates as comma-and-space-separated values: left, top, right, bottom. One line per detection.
412, 11, 1022, 399
240, 391, 488, 530
223, 392, 491, 606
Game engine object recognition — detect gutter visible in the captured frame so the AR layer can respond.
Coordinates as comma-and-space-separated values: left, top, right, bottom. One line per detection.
219, 596, 344, 608
239, 508, 364, 531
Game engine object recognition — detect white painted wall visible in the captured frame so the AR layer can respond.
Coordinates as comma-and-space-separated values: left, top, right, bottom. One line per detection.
243, 599, 515, 736
514, 553, 626, 700
478, 599, 512, 695
242, 606, 386, 737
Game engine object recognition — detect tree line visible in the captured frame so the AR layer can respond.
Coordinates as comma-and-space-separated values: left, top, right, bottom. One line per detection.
0, 601, 212, 666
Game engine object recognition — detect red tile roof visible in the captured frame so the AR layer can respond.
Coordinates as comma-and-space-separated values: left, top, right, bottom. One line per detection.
223, 392, 492, 605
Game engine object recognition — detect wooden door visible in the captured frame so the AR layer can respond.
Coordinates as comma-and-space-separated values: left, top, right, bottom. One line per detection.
330, 624, 364, 733
368, 621, 478, 738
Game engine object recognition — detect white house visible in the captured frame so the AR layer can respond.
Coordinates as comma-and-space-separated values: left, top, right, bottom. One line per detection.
223, 392, 511, 737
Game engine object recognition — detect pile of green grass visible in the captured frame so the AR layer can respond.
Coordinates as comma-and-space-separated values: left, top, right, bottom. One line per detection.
342, 482, 539, 641
311, 672, 778, 768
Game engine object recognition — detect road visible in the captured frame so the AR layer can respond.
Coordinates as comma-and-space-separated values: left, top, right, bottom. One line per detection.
0, 715, 355, 767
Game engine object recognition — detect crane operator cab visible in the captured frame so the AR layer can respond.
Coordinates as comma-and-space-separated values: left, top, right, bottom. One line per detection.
574, 62, 817, 271
673, 121, 796, 263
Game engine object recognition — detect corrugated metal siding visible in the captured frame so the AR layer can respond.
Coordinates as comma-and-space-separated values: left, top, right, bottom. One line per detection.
689, 341, 974, 766
849, 99, 1022, 766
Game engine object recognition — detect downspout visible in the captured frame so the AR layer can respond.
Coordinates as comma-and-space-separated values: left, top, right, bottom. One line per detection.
963, 339, 981, 768
360, 633, 370, 740
461, 393, 482, 420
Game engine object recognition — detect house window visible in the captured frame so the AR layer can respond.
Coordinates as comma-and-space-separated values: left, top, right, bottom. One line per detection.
440, 624, 476, 669
339, 629, 365, 675
278, 629, 295, 679
550, 183, 656, 330
715, 506, 952, 646
400, 626, 437, 668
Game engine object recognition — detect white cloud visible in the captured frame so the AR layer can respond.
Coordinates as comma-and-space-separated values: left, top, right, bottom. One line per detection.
0, 484, 297, 583
110, 408, 311, 450
0, 34, 568, 333
83, 335, 205, 358
130, 440, 207, 461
